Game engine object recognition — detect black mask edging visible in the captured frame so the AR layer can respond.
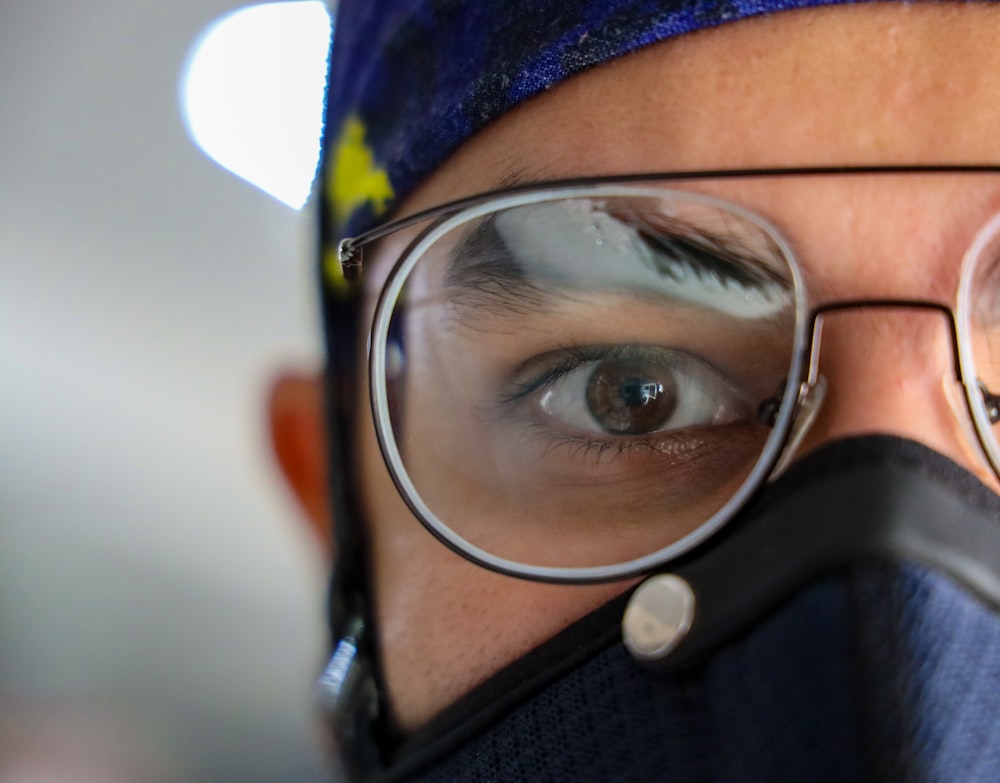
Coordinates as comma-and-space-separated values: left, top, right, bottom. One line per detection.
658, 433, 1000, 669
381, 434, 1000, 780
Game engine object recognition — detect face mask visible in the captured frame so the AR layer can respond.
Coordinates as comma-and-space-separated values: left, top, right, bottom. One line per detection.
334, 435, 1000, 782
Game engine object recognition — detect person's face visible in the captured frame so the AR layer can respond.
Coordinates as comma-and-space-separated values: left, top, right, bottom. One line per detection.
349, 3, 1000, 731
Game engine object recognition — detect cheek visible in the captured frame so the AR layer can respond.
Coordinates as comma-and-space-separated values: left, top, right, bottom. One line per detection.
360, 416, 628, 730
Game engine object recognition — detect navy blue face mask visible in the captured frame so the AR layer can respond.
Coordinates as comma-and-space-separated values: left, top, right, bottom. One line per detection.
325, 436, 1000, 782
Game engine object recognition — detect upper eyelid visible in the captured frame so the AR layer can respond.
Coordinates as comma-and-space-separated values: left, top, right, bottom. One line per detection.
499, 344, 731, 406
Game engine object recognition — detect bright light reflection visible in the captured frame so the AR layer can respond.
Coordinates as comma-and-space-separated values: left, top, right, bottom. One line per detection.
181, 2, 332, 210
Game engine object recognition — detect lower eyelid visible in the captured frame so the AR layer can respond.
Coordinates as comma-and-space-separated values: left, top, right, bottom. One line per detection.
509, 420, 767, 483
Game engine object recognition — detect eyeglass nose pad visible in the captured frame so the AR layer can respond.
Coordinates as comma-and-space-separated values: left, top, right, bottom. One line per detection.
942, 372, 998, 474
768, 375, 828, 480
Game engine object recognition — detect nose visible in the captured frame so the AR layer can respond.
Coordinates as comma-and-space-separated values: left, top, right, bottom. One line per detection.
791, 306, 1000, 490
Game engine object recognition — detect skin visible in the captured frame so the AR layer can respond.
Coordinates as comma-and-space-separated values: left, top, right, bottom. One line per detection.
272, 4, 1000, 734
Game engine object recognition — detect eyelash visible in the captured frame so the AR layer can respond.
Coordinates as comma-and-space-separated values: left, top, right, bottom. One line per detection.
500, 345, 604, 404
525, 427, 701, 462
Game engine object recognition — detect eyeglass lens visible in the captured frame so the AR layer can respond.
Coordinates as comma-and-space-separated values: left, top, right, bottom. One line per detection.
370, 183, 1000, 574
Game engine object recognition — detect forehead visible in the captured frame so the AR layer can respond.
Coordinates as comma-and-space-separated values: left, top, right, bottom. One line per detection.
401, 4, 1000, 212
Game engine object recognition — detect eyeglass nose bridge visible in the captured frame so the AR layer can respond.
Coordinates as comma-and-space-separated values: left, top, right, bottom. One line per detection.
769, 299, 988, 479
805, 299, 963, 386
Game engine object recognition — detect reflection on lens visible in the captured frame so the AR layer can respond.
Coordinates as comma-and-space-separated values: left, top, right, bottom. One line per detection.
373, 188, 801, 574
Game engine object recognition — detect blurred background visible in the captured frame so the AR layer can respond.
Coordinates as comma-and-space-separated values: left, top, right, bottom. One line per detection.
1, 1, 334, 780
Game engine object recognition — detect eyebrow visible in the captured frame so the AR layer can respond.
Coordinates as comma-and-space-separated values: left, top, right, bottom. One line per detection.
442, 206, 791, 318
443, 216, 547, 317
482, 153, 570, 191
634, 222, 788, 291
488, 168, 532, 191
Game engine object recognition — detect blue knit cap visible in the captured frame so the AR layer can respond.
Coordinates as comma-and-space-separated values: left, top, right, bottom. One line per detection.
322, 0, 879, 241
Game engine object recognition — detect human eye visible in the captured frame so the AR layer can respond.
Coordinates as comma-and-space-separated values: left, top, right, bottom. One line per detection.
501, 344, 754, 453
375, 193, 798, 568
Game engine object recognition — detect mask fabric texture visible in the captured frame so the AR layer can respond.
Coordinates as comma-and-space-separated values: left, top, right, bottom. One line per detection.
377, 440, 1000, 783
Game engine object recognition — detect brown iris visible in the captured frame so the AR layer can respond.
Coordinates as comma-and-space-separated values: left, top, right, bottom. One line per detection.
585, 358, 678, 434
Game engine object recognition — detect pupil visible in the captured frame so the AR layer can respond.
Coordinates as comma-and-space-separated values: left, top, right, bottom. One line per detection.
586, 358, 677, 434
621, 378, 661, 408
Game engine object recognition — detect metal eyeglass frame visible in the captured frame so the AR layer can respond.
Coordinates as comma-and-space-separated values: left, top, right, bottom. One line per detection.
334, 165, 1000, 585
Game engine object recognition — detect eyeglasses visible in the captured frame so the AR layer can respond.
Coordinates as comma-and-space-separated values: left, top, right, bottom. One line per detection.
334, 167, 1000, 583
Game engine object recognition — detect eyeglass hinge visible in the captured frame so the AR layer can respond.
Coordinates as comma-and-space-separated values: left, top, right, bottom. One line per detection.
337, 237, 357, 265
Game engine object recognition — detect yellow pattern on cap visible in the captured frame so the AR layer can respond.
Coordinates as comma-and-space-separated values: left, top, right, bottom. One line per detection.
329, 116, 394, 228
